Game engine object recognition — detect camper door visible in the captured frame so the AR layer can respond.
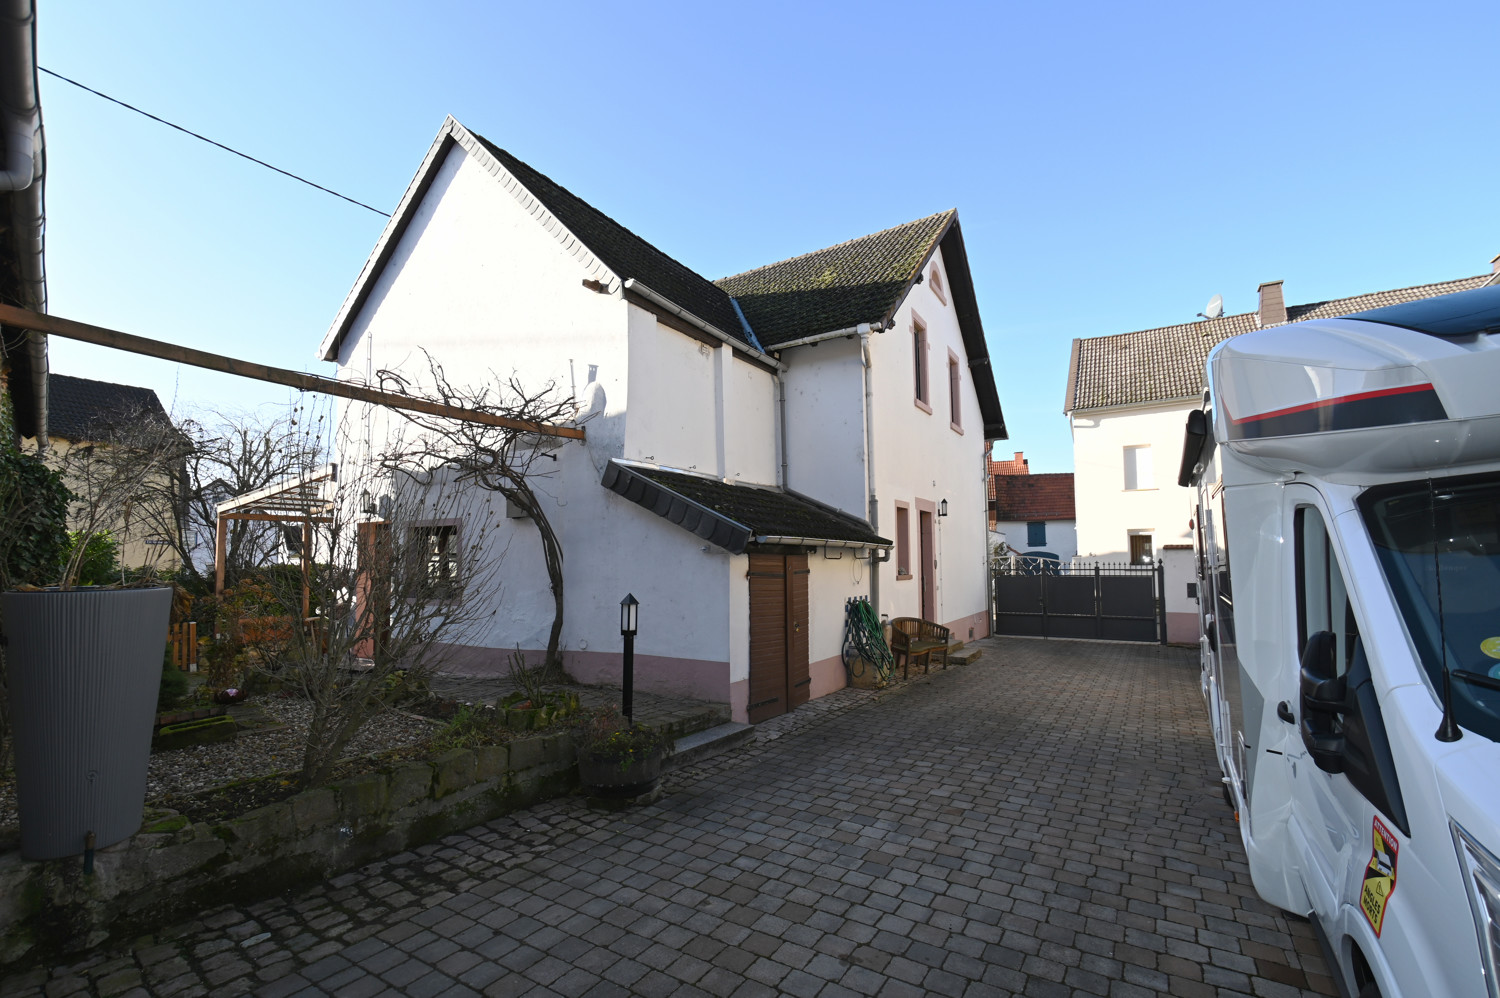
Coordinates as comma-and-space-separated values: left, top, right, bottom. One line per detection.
1283, 487, 1380, 918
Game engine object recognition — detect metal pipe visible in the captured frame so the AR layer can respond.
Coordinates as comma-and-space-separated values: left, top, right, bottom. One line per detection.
752, 535, 891, 550
776, 372, 789, 488
862, 331, 881, 615
622, 279, 785, 371
770, 320, 886, 352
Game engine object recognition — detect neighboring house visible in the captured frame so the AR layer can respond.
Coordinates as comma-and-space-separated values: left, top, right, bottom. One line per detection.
320, 117, 1006, 724
24, 373, 185, 571
1064, 258, 1500, 644
0, 0, 47, 445
987, 451, 1075, 562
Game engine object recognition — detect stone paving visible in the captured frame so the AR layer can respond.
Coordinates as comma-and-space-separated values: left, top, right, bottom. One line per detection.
0, 637, 1336, 998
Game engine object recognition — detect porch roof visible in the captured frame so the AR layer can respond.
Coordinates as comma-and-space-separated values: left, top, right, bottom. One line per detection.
216, 464, 338, 522
601, 460, 891, 556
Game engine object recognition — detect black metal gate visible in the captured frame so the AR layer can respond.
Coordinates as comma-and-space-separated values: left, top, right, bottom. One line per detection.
992, 559, 1165, 643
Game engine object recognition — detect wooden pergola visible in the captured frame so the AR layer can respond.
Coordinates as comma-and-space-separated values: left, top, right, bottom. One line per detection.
215, 464, 337, 620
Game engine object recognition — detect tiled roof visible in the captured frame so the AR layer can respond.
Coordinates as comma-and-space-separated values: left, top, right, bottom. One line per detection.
1066, 274, 1493, 412
46, 373, 171, 443
602, 461, 890, 555
468, 133, 749, 344
991, 473, 1075, 521
715, 211, 955, 348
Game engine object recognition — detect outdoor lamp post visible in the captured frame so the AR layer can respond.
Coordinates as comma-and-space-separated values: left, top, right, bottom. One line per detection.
620, 594, 639, 725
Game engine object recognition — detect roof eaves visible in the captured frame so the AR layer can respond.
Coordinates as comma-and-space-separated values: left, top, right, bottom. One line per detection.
936, 218, 1006, 440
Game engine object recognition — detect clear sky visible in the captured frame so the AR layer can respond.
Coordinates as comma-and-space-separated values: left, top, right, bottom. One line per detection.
35, 0, 1500, 473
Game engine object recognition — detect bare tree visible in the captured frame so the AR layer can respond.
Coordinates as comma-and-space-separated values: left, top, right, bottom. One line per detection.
247, 414, 506, 788
155, 403, 327, 587
375, 359, 576, 670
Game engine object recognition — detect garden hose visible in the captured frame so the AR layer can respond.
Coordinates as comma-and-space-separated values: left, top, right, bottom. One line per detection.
842, 596, 893, 684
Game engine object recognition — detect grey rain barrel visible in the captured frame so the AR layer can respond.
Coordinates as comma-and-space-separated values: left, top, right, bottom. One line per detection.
2, 586, 172, 860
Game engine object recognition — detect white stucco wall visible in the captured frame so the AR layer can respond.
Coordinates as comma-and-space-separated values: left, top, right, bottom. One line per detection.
1070, 399, 1198, 561
993, 518, 1077, 561
624, 311, 718, 473
866, 247, 991, 636
781, 335, 867, 514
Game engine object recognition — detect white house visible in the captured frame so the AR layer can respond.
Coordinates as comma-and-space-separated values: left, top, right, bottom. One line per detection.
320, 117, 1005, 724
987, 452, 1076, 563
1064, 261, 1500, 645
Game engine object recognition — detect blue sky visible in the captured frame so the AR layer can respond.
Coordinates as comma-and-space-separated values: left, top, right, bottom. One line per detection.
36, 1, 1500, 473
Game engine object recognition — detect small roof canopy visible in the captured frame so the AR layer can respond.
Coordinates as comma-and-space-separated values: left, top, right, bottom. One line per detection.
216, 464, 338, 522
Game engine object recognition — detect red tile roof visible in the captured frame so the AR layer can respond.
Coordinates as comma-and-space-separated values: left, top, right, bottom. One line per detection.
991, 473, 1075, 521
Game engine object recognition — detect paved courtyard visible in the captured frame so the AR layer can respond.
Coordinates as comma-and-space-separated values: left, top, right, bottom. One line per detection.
2, 637, 1336, 998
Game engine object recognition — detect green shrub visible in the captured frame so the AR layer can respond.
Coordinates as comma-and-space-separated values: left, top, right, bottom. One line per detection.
65, 530, 120, 587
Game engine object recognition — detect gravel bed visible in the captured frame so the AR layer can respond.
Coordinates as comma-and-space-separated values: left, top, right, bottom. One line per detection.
0, 698, 439, 834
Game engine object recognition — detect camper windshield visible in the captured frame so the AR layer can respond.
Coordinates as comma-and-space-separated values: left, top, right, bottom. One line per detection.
1359, 472, 1500, 743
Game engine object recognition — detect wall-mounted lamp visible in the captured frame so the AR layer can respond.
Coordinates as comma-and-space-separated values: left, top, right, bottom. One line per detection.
938, 499, 949, 517
361, 490, 377, 516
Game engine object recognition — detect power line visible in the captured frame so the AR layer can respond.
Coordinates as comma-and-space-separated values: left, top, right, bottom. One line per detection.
39, 67, 391, 218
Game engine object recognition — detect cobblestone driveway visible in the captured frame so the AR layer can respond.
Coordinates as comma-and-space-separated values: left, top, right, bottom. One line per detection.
2, 638, 1336, 998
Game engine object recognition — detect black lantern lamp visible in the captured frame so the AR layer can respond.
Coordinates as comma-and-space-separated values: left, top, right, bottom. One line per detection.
620, 594, 639, 724
938, 499, 949, 517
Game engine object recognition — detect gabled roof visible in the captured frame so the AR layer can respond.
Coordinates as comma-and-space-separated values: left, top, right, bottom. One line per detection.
716, 211, 955, 347
467, 135, 748, 346
1065, 273, 1493, 413
320, 118, 1006, 439
991, 472, 1075, 521
45, 373, 170, 443
602, 460, 890, 555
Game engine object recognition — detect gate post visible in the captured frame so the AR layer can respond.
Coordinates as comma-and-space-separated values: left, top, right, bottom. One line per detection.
1093, 563, 1102, 639
1156, 558, 1167, 645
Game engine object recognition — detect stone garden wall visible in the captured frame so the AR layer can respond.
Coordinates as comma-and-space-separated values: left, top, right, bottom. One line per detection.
0, 730, 580, 967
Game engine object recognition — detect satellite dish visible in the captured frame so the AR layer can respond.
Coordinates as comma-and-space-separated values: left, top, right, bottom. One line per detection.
1200, 294, 1224, 320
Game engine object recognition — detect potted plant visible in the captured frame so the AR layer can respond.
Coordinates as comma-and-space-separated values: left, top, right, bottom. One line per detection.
576, 706, 673, 800
0, 402, 184, 860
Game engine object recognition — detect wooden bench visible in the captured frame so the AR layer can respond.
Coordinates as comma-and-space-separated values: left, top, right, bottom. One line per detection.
889, 617, 951, 678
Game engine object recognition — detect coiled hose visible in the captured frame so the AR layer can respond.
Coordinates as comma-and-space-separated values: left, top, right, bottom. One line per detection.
842, 596, 893, 684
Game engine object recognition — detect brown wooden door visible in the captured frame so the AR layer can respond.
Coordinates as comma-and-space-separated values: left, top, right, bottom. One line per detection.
747, 553, 811, 722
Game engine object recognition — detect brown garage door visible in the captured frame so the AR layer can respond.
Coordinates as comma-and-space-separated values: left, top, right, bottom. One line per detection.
747, 553, 810, 723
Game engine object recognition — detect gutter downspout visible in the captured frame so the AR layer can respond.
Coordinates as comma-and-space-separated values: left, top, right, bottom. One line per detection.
775, 371, 788, 488
2, 0, 47, 446
622, 278, 785, 372
861, 327, 890, 617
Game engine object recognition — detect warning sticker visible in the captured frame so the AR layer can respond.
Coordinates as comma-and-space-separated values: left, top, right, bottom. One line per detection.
1481, 637, 1500, 659
1360, 815, 1399, 936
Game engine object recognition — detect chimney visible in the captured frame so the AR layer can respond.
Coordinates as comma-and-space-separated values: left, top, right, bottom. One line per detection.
1258, 280, 1286, 327
1491, 252, 1500, 275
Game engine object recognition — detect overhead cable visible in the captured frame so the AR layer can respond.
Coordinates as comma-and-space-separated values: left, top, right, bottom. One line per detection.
39, 67, 390, 218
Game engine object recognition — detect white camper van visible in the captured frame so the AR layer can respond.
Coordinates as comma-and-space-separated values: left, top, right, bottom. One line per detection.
1182, 284, 1500, 998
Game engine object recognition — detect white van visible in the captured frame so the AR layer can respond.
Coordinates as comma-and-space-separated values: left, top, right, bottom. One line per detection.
1182, 284, 1500, 998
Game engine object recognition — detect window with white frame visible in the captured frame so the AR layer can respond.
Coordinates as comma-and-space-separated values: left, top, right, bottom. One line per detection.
1123, 445, 1154, 491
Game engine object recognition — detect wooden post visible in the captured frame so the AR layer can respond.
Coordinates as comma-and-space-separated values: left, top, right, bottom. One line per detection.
301, 519, 312, 621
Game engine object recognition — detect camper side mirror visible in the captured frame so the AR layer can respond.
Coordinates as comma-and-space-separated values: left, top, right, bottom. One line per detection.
1299, 630, 1347, 773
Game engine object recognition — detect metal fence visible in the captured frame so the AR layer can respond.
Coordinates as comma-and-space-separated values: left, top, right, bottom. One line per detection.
992, 559, 1165, 643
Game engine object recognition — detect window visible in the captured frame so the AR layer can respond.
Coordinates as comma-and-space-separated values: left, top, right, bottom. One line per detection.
895, 504, 912, 579
929, 264, 947, 304
415, 524, 459, 597
913, 315, 931, 412
1296, 506, 1358, 676
948, 350, 963, 432
1123, 445, 1154, 491
1027, 521, 1047, 547
1129, 531, 1154, 565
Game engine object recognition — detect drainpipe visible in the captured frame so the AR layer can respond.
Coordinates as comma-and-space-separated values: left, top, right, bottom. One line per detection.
775, 372, 788, 488
860, 327, 887, 614
2, 0, 48, 446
